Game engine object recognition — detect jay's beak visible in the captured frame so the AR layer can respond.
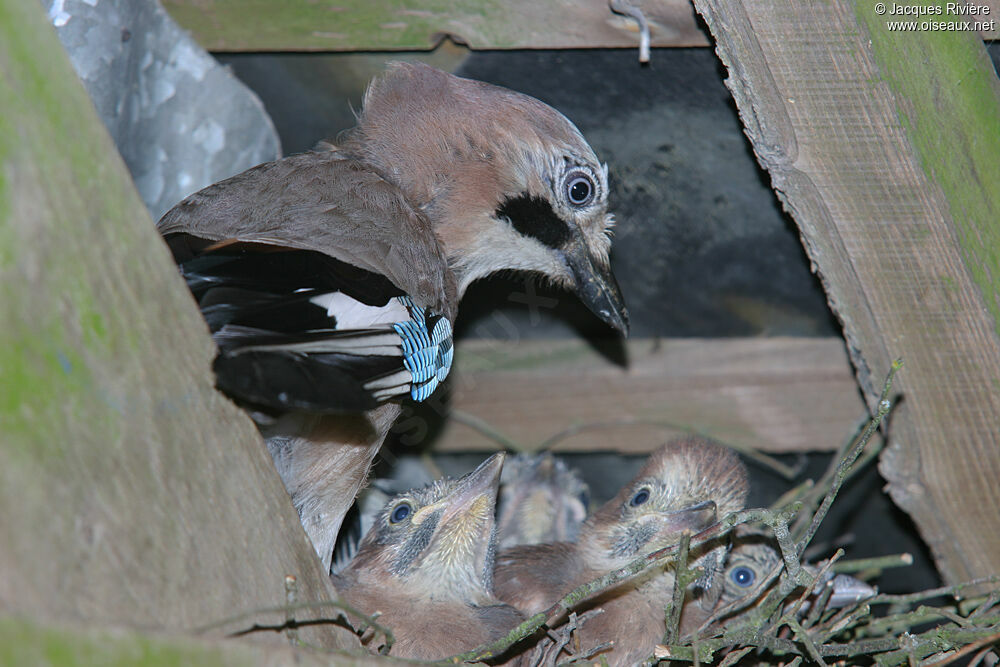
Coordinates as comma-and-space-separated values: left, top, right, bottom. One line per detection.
562, 239, 629, 336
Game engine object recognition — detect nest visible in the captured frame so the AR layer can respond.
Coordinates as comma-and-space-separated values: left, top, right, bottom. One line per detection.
207, 360, 1000, 665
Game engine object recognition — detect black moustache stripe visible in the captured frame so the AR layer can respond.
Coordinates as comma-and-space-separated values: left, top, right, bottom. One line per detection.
496, 193, 572, 249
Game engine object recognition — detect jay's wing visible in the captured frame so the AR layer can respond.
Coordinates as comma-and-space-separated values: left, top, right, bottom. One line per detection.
157, 151, 457, 413
158, 150, 454, 315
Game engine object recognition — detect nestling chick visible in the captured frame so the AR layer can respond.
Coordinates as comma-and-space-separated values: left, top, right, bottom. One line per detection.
495, 437, 748, 665
679, 526, 877, 639
330, 456, 436, 574
332, 453, 525, 661
157, 63, 628, 570
496, 453, 590, 550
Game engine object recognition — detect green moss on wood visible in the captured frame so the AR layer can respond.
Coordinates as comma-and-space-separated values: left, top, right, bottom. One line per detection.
856, 1, 1000, 337
0, 0, 160, 453
0, 616, 284, 667
162, 0, 524, 51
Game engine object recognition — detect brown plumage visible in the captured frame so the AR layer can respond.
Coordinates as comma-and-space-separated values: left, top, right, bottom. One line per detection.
494, 437, 748, 665
332, 453, 525, 661
496, 453, 590, 550
157, 63, 628, 570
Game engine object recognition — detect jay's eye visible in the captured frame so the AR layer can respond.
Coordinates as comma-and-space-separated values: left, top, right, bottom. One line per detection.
629, 488, 650, 507
389, 502, 412, 523
564, 171, 595, 206
730, 566, 756, 588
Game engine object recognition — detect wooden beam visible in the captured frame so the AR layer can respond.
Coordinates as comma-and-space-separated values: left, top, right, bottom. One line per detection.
161, 0, 711, 51
424, 337, 865, 455
0, 615, 393, 667
691, 0, 1000, 585
0, 1, 354, 648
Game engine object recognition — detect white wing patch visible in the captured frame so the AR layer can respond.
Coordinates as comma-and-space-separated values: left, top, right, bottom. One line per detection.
310, 291, 410, 327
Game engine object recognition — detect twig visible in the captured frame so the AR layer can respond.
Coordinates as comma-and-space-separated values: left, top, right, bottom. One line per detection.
192, 598, 395, 651
545, 612, 578, 666
537, 417, 800, 480
816, 603, 872, 644
784, 549, 843, 621
717, 646, 754, 667
864, 608, 960, 635
874, 626, 1000, 667
833, 553, 913, 575
968, 592, 1000, 620
449, 409, 527, 451
790, 416, 866, 539
784, 616, 828, 667
770, 480, 815, 511
773, 519, 809, 587
870, 576, 1000, 606
557, 642, 614, 665
663, 531, 698, 646
796, 359, 901, 559
540, 609, 606, 666
803, 578, 835, 629
968, 646, 1000, 667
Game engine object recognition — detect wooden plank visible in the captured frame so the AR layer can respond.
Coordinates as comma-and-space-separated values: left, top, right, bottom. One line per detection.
0, 615, 393, 667
425, 337, 865, 454
161, 0, 711, 51
691, 0, 1000, 585
0, 1, 354, 649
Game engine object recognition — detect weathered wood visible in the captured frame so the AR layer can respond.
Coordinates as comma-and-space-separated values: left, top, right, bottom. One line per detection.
161, 0, 711, 51
425, 337, 865, 454
0, 615, 393, 667
0, 1, 353, 648
691, 0, 1000, 584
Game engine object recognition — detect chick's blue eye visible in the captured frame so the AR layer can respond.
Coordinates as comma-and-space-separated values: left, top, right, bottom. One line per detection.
390, 503, 412, 523
629, 489, 650, 507
730, 566, 755, 588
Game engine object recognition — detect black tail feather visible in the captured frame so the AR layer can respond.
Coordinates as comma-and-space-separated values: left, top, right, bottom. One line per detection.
213, 350, 404, 413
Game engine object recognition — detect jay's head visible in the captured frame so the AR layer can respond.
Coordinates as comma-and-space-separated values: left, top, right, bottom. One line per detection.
344, 453, 505, 604
579, 437, 749, 570
342, 62, 628, 334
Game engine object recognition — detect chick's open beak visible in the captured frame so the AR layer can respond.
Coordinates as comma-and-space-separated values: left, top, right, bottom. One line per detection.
562, 239, 629, 336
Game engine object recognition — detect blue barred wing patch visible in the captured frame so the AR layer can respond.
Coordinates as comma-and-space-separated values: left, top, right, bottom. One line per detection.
392, 296, 454, 402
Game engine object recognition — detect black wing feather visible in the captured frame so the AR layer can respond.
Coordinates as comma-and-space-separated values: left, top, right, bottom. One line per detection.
179, 247, 404, 306
172, 242, 414, 412
199, 289, 331, 334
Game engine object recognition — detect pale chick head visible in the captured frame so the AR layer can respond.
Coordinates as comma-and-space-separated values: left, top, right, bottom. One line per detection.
496, 452, 590, 550
342, 453, 505, 606
342, 63, 626, 333
579, 437, 749, 571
